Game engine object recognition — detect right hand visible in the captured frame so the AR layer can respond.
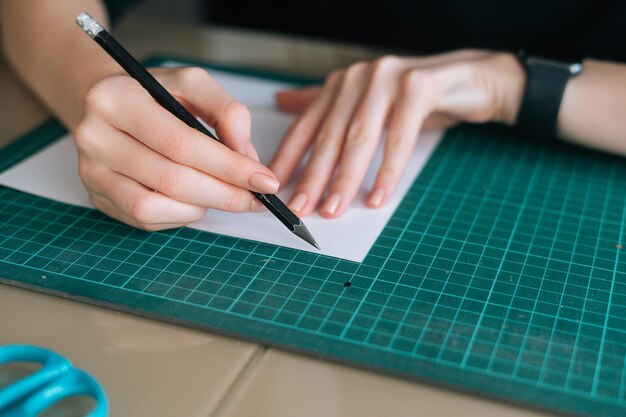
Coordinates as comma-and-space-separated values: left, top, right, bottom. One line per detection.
74, 66, 278, 231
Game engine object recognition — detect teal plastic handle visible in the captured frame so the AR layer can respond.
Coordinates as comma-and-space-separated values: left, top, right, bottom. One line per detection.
0, 345, 108, 417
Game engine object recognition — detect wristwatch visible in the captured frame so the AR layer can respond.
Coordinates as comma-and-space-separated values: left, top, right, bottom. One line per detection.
516, 53, 583, 139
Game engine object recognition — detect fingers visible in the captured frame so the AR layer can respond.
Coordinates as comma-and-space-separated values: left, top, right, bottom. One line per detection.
422, 113, 458, 132
78, 56, 477, 228
76, 122, 259, 213
285, 62, 370, 216
275, 86, 322, 113
90, 195, 195, 232
85, 75, 278, 195
76, 68, 272, 231
274, 57, 443, 218
269, 71, 343, 184
367, 70, 436, 208
153, 67, 258, 159
316, 57, 401, 218
85, 170, 207, 231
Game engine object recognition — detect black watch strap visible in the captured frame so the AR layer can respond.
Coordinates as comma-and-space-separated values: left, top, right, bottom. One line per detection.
516, 56, 582, 139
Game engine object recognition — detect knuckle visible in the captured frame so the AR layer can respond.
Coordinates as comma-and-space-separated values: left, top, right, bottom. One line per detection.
345, 123, 370, 146
88, 194, 101, 210
84, 83, 108, 112
162, 129, 195, 161
222, 154, 241, 182
326, 70, 344, 85
76, 159, 92, 183
222, 190, 247, 212
129, 195, 157, 225
85, 77, 126, 115
178, 66, 211, 85
73, 121, 100, 154
314, 125, 339, 150
372, 55, 400, 76
157, 166, 186, 197
400, 69, 436, 103
289, 116, 313, 138
401, 69, 428, 90
378, 165, 399, 181
223, 100, 251, 121
385, 132, 405, 151
343, 61, 368, 81
190, 207, 208, 222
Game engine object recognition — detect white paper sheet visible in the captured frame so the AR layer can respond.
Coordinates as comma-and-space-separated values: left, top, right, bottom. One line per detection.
0, 68, 441, 262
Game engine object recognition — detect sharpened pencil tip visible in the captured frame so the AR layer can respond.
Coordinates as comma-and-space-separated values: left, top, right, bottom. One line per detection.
293, 221, 320, 250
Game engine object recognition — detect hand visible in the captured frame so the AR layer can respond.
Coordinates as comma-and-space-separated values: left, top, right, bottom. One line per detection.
270, 50, 525, 218
74, 67, 278, 231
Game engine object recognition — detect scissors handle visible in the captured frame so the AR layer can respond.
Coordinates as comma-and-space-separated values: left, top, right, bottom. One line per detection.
0, 345, 71, 411
6, 369, 109, 417
0, 345, 108, 417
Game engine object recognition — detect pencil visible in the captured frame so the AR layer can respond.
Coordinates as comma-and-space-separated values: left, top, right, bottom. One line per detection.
76, 12, 319, 250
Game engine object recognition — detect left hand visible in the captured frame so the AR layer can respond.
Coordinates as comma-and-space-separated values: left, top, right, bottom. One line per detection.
270, 50, 525, 218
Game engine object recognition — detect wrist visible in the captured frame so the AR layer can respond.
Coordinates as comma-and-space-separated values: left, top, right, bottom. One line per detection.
492, 52, 526, 126
514, 54, 584, 138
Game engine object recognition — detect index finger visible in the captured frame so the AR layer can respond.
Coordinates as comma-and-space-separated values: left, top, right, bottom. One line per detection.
97, 79, 279, 194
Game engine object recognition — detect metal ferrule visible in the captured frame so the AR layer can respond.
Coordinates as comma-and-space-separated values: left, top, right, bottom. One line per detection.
76, 12, 103, 38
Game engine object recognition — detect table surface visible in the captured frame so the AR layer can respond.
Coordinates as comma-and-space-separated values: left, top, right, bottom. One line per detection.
0, 17, 553, 417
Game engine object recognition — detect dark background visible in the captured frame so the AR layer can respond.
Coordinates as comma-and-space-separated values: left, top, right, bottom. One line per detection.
124, 0, 626, 62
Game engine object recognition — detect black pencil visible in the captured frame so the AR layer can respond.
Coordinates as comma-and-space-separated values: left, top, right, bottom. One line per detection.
76, 12, 319, 250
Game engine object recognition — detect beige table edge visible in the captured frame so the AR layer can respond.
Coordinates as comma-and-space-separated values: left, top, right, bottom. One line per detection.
0, 17, 553, 417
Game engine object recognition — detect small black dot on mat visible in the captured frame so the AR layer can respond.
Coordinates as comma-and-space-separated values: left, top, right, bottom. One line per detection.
343, 281, 352, 288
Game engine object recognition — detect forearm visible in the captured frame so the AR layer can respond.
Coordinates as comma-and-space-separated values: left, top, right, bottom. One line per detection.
557, 60, 626, 154
1, 0, 121, 129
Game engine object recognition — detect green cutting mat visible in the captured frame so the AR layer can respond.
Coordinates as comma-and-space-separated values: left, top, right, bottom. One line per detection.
2, 57, 626, 417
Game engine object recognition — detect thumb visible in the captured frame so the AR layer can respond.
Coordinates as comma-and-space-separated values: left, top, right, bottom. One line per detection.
275, 86, 321, 113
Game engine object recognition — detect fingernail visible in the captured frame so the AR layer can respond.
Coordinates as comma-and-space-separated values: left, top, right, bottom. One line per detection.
368, 188, 385, 207
321, 193, 341, 215
245, 141, 260, 161
249, 172, 279, 194
289, 193, 307, 212
250, 198, 264, 212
